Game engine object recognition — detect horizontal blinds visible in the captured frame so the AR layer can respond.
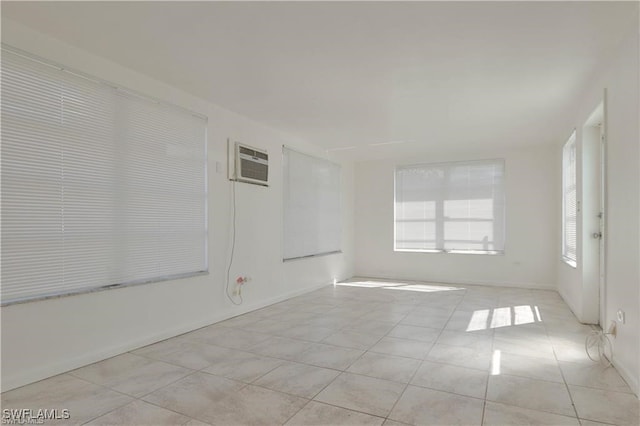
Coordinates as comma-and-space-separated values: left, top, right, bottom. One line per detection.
562, 132, 577, 263
283, 147, 341, 260
1, 47, 207, 305
395, 159, 505, 253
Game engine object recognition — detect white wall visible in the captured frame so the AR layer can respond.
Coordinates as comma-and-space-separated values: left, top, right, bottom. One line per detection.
354, 145, 557, 289
556, 27, 639, 395
0, 20, 354, 391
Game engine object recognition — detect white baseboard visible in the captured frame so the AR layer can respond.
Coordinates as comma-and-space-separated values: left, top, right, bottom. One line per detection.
2, 281, 330, 392
612, 356, 640, 398
1, 315, 217, 392
558, 286, 581, 318
352, 275, 556, 291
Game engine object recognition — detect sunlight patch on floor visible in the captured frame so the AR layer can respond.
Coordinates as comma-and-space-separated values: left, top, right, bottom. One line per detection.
336, 280, 463, 293
491, 349, 501, 375
467, 305, 541, 331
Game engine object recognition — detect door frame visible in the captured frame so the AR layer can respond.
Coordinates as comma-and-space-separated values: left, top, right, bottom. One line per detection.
582, 92, 607, 326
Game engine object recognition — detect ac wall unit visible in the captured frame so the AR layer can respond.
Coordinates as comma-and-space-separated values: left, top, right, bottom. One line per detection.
232, 142, 269, 186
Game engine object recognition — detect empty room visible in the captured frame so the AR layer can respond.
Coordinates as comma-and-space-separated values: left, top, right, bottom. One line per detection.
1, 1, 639, 425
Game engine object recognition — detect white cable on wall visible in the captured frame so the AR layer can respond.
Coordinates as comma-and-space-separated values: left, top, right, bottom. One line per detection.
585, 328, 613, 367
225, 180, 242, 305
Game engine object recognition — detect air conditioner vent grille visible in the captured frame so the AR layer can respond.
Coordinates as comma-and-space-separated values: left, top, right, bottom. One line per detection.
238, 146, 268, 161
240, 159, 268, 180
233, 142, 268, 186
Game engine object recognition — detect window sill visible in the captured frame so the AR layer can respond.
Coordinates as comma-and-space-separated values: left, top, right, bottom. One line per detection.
1, 270, 209, 307
395, 249, 504, 256
562, 257, 577, 268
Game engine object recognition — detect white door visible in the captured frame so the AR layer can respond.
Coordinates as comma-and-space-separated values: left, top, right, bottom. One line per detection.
583, 100, 605, 325
598, 122, 606, 327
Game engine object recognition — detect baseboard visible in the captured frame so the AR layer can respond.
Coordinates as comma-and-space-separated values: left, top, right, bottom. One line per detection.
1, 280, 331, 392
1, 315, 218, 392
612, 356, 640, 398
558, 286, 581, 319
224, 280, 331, 320
351, 275, 556, 291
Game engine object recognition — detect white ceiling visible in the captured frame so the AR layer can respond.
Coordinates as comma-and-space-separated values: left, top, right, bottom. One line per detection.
2, 1, 637, 159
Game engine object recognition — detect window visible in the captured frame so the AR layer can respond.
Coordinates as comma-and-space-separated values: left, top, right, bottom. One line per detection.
283, 147, 341, 260
1, 46, 208, 305
395, 159, 505, 254
562, 131, 577, 266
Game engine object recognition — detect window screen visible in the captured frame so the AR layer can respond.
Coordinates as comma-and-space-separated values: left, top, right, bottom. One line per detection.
395, 159, 505, 254
1, 46, 208, 305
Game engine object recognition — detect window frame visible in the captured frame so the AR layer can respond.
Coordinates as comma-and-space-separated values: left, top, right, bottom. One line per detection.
562, 130, 578, 267
394, 158, 506, 255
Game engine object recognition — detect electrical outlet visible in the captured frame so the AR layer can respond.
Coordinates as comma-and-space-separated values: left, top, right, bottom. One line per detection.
616, 309, 625, 324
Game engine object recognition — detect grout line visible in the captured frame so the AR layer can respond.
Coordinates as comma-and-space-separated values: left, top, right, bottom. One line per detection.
12, 283, 622, 426
547, 308, 582, 422
280, 399, 313, 425
74, 385, 134, 425
136, 369, 208, 400
295, 398, 389, 423
79, 400, 134, 425
480, 303, 496, 426
136, 397, 212, 425
383, 286, 469, 423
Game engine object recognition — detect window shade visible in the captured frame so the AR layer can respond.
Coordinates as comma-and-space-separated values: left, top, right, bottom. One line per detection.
283, 147, 341, 260
562, 132, 577, 264
395, 159, 505, 253
1, 46, 208, 305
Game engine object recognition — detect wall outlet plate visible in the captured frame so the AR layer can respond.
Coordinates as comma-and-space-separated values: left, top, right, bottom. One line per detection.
616, 309, 625, 324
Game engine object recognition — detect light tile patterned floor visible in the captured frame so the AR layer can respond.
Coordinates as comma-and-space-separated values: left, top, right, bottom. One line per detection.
3, 278, 639, 425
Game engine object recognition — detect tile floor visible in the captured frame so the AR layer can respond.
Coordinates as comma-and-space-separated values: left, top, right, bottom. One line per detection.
3, 278, 639, 425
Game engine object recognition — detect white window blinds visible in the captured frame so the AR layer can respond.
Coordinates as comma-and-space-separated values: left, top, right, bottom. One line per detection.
395, 159, 505, 254
1, 46, 208, 305
283, 147, 341, 260
562, 131, 577, 265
